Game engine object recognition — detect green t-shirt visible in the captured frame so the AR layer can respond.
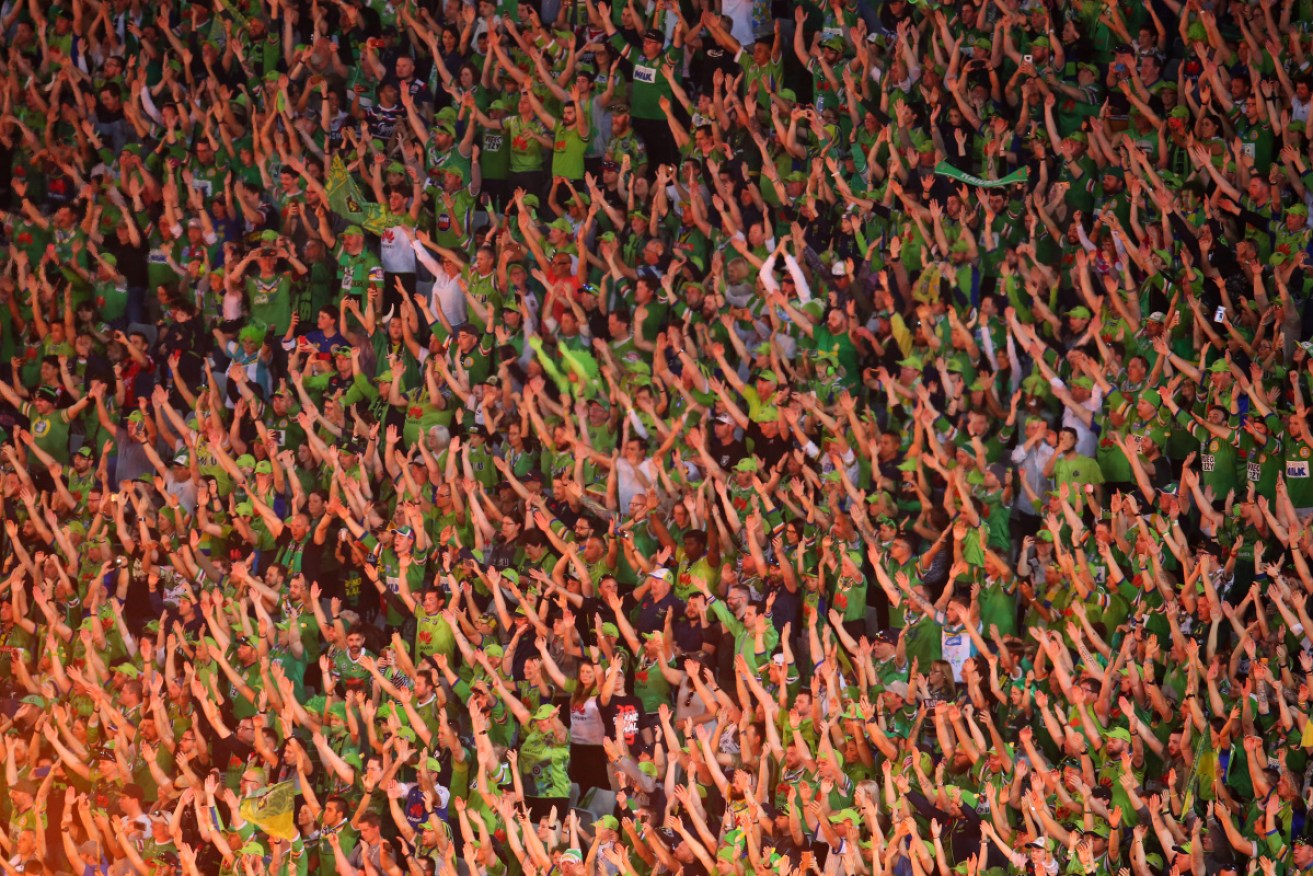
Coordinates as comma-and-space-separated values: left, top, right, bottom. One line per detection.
505, 115, 548, 173
551, 119, 589, 180
23, 403, 74, 465
480, 125, 510, 182
1053, 451, 1105, 494
414, 604, 454, 664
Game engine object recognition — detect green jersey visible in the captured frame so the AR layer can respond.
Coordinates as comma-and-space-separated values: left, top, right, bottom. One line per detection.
247, 273, 293, 334
1284, 434, 1313, 508
613, 38, 682, 120
337, 247, 384, 301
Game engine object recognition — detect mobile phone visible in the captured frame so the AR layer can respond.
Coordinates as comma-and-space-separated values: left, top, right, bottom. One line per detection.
1023, 54, 1033, 64
1213, 306, 1226, 323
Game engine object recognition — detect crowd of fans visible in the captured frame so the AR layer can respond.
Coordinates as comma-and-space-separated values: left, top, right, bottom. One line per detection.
3, 0, 1313, 873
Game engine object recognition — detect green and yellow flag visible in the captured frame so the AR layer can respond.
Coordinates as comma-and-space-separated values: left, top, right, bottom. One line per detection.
324, 155, 391, 236
239, 781, 299, 841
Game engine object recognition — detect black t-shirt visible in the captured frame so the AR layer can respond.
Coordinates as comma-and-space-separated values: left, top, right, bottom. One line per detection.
708, 432, 746, 473
671, 616, 705, 655
105, 235, 149, 289
299, 517, 341, 587
123, 545, 163, 636
744, 423, 791, 469
635, 590, 683, 635
599, 695, 645, 748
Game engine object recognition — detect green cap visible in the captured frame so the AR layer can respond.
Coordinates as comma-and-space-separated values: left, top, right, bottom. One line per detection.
1105, 726, 1133, 743
533, 704, 559, 720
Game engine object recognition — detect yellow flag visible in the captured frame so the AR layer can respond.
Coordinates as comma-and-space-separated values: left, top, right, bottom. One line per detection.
239, 781, 299, 841
1302, 719, 1313, 749
324, 156, 392, 236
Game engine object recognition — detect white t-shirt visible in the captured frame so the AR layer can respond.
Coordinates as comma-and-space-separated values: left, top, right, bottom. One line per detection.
568, 696, 606, 745
1050, 377, 1104, 457
616, 457, 657, 512
941, 622, 979, 683
720, 0, 755, 46
379, 224, 417, 274
413, 243, 467, 328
